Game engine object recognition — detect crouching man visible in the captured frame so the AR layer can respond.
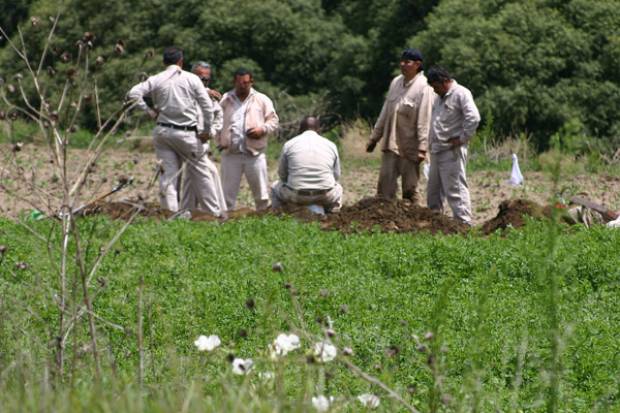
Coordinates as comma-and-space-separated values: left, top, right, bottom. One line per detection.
271, 116, 343, 213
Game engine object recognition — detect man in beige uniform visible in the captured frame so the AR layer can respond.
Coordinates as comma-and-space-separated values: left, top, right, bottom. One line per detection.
366, 48, 435, 203
179, 61, 226, 212
426, 66, 480, 224
217, 68, 279, 211
271, 116, 342, 212
127, 47, 224, 216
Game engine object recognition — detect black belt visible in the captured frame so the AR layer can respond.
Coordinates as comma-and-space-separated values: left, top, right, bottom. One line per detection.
157, 122, 197, 132
286, 185, 331, 196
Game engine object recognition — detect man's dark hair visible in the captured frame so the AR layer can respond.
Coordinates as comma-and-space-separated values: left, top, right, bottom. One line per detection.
299, 116, 320, 134
163, 47, 183, 65
426, 66, 452, 83
233, 68, 253, 80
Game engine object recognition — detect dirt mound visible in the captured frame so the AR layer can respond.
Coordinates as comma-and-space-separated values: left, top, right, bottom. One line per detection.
321, 197, 469, 235
481, 199, 552, 234
80, 197, 561, 237
80, 201, 172, 220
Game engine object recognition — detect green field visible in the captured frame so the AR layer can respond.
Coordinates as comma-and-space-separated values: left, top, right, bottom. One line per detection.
1, 216, 619, 412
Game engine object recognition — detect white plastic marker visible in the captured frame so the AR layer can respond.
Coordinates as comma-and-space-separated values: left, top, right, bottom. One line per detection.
307, 204, 325, 215
508, 153, 524, 186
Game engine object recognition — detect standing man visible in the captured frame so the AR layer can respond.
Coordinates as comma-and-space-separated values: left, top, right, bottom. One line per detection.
217, 68, 279, 211
426, 66, 481, 224
179, 61, 226, 212
127, 47, 224, 217
271, 116, 342, 212
366, 48, 435, 203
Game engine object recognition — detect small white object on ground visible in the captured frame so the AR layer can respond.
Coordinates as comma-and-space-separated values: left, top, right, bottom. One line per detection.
606, 215, 620, 228
307, 204, 325, 215
508, 153, 524, 186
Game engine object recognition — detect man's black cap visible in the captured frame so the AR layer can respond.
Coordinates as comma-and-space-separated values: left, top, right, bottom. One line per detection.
401, 48, 423, 62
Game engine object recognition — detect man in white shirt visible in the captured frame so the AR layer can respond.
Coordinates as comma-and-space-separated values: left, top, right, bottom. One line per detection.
127, 47, 225, 217
179, 61, 226, 212
426, 66, 481, 224
217, 69, 279, 211
271, 116, 342, 212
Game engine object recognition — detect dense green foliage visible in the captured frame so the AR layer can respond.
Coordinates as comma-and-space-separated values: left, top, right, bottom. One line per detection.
1, 216, 619, 411
1, 0, 619, 147
413, 0, 620, 149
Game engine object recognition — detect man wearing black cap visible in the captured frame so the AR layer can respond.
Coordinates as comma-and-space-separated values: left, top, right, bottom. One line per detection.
366, 48, 435, 203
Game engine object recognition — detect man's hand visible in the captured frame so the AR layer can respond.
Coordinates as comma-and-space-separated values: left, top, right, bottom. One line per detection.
605, 210, 620, 221
147, 108, 158, 120
197, 132, 211, 143
447, 137, 462, 147
366, 140, 377, 153
417, 150, 427, 162
208, 89, 222, 101
246, 126, 265, 140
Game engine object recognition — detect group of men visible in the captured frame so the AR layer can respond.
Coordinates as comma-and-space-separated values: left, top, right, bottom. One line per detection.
367, 48, 480, 225
128, 46, 480, 223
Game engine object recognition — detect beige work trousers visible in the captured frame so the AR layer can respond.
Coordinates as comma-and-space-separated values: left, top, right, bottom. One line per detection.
179, 144, 226, 213
220, 152, 270, 211
271, 181, 343, 212
377, 151, 421, 202
153, 126, 226, 216
427, 146, 472, 224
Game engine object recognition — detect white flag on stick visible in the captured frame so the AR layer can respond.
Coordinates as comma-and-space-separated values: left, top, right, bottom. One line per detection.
508, 153, 524, 186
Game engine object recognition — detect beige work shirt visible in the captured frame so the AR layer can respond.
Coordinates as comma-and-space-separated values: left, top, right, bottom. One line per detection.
429, 80, 481, 153
278, 130, 341, 191
128, 65, 214, 130
370, 72, 435, 161
218, 88, 279, 156
197, 87, 223, 137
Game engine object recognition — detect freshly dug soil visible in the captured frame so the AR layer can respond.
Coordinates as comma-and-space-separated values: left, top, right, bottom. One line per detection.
321, 197, 469, 235
80, 201, 173, 220
80, 197, 561, 237
480, 199, 552, 234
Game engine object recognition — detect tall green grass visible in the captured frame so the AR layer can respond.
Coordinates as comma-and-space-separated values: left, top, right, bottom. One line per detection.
0, 216, 619, 412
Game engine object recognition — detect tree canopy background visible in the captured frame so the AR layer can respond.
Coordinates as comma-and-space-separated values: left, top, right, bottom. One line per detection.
1, 0, 619, 149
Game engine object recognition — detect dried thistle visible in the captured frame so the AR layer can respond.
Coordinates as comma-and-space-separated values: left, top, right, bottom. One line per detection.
114, 40, 125, 55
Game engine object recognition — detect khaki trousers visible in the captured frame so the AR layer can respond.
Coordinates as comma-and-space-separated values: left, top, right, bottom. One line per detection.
427, 146, 472, 224
271, 181, 343, 212
377, 151, 421, 202
153, 126, 226, 216
221, 152, 270, 211
179, 144, 226, 214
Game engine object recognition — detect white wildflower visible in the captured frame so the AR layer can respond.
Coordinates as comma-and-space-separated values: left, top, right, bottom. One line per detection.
357, 393, 380, 409
194, 335, 221, 352
311, 395, 334, 412
258, 371, 275, 381
270, 333, 301, 358
313, 341, 337, 363
231, 358, 254, 375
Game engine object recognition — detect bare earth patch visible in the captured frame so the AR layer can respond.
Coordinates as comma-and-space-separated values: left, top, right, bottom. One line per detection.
2, 142, 619, 227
